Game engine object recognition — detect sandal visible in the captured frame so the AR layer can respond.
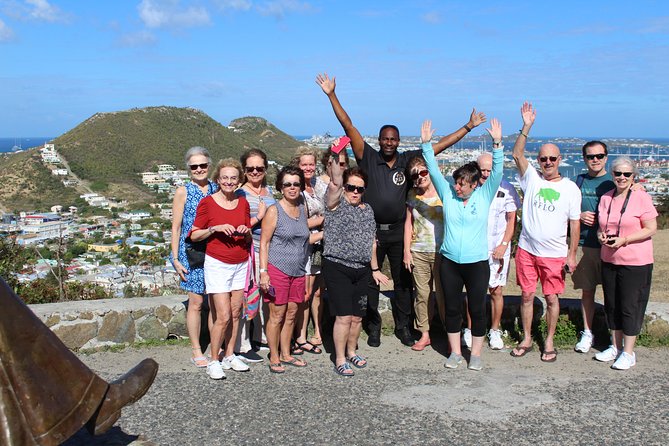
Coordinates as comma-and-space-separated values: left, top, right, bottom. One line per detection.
190, 356, 208, 368
280, 357, 308, 367
268, 362, 285, 374
510, 344, 534, 357
346, 354, 367, 369
541, 350, 558, 363
334, 362, 354, 376
296, 341, 322, 355
291, 343, 304, 356
309, 336, 322, 346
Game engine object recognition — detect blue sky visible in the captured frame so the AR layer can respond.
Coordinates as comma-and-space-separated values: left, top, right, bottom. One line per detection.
1, 0, 668, 138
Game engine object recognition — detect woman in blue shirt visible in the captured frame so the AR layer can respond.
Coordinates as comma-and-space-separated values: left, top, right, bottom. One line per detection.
420, 119, 503, 371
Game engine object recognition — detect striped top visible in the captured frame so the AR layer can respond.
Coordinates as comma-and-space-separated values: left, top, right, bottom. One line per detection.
268, 201, 310, 276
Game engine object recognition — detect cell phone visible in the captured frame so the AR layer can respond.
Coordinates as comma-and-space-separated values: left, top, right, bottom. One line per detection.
563, 264, 571, 273
266, 285, 276, 297
331, 136, 351, 154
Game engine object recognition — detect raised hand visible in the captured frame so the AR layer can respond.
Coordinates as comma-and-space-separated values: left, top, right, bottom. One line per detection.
485, 118, 502, 142
316, 73, 336, 95
521, 102, 536, 127
421, 120, 435, 144
469, 108, 487, 128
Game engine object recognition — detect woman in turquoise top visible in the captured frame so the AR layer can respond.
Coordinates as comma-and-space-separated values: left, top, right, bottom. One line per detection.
420, 119, 503, 371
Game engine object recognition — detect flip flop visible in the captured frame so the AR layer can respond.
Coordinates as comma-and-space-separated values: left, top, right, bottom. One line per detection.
280, 357, 308, 367
296, 341, 322, 354
190, 356, 208, 368
346, 354, 367, 369
334, 362, 354, 376
541, 350, 558, 362
309, 336, 323, 346
510, 345, 534, 357
268, 362, 285, 374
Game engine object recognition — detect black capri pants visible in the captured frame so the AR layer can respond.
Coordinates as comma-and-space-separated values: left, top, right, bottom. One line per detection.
439, 255, 490, 337
601, 261, 653, 336
323, 258, 370, 318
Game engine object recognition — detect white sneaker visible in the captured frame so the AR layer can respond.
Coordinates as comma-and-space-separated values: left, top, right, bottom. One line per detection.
462, 328, 472, 349
488, 329, 504, 350
611, 351, 636, 370
222, 355, 250, 372
207, 360, 226, 380
575, 331, 594, 353
594, 346, 619, 362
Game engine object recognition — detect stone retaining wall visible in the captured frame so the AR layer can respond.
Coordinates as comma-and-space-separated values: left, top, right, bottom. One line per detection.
30, 294, 669, 350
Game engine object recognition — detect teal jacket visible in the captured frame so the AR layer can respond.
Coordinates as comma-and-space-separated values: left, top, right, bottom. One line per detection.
421, 143, 503, 264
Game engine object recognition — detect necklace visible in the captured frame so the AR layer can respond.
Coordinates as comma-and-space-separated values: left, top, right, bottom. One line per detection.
245, 183, 264, 196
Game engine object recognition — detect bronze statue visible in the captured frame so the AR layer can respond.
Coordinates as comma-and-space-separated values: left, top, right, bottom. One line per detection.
0, 278, 159, 445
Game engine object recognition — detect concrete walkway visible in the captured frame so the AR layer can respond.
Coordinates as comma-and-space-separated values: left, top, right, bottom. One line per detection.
65, 330, 669, 445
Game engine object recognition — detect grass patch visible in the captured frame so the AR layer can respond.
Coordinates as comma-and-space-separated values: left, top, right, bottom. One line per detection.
79, 336, 190, 355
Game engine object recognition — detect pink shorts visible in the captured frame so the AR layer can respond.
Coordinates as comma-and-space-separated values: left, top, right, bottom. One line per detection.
264, 263, 305, 305
515, 247, 566, 295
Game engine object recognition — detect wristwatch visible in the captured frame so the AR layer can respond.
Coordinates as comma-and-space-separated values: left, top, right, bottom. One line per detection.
501, 241, 509, 246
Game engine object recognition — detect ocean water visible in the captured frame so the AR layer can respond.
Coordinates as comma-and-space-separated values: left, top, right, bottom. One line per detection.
0, 137, 54, 153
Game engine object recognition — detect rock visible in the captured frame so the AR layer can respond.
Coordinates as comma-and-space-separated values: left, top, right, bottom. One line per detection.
155, 305, 172, 323
45, 314, 61, 327
79, 311, 94, 320
132, 308, 149, 320
645, 318, 669, 339
138, 315, 168, 341
53, 322, 98, 350
167, 310, 187, 337
98, 311, 136, 343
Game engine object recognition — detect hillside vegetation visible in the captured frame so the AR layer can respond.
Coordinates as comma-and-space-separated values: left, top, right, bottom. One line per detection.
0, 107, 307, 210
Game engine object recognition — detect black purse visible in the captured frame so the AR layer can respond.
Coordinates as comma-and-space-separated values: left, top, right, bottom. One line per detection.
185, 237, 207, 269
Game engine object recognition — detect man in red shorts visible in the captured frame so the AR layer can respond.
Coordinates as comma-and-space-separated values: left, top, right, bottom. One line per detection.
510, 102, 581, 362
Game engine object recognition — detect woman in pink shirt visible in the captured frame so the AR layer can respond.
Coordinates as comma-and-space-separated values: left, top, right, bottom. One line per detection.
595, 157, 657, 371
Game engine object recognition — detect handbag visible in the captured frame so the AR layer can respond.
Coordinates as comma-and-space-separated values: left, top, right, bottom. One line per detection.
310, 242, 323, 268
185, 237, 207, 269
243, 243, 260, 320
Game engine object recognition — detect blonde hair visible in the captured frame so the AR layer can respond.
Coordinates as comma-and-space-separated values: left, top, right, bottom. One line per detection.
212, 158, 243, 183
290, 147, 319, 167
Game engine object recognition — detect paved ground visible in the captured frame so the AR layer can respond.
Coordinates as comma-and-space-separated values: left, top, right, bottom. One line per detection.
64, 330, 669, 446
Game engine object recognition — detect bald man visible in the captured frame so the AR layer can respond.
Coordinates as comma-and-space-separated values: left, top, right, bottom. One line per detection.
510, 103, 581, 363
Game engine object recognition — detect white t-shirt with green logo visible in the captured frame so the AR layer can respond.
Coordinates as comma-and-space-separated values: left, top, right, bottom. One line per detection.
518, 168, 581, 258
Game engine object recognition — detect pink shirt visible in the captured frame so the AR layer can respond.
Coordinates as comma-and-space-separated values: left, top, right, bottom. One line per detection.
598, 189, 657, 266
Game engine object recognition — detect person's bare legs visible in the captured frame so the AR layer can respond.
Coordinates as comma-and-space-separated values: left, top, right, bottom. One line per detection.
581, 288, 596, 331
266, 302, 286, 366
512, 291, 535, 355
490, 286, 504, 330
309, 276, 324, 344
448, 332, 462, 356
280, 302, 303, 363
295, 275, 315, 345
611, 329, 624, 351
186, 292, 206, 361
223, 289, 244, 358
346, 316, 363, 358
334, 315, 352, 366
209, 292, 232, 363
471, 336, 484, 357
542, 293, 560, 360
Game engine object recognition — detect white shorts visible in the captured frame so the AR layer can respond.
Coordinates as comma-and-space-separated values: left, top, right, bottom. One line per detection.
488, 251, 511, 288
204, 254, 248, 294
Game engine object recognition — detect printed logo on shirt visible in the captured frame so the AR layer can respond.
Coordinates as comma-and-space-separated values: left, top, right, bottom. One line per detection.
533, 188, 560, 212
392, 171, 406, 186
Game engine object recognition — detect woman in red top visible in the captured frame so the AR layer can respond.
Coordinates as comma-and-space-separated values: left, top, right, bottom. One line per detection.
191, 159, 251, 380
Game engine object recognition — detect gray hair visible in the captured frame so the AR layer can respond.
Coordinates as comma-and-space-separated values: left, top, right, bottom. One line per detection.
184, 146, 212, 169
610, 156, 638, 176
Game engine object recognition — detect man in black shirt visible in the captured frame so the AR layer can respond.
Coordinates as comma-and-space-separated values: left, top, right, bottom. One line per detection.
316, 73, 486, 346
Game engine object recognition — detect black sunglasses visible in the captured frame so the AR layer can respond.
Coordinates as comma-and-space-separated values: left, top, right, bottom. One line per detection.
245, 166, 266, 173
282, 182, 301, 188
613, 171, 633, 178
585, 153, 606, 160
410, 169, 429, 181
189, 163, 209, 170
539, 156, 558, 163
344, 184, 366, 194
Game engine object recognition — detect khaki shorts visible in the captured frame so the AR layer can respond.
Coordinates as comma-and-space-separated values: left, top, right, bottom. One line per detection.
571, 246, 602, 291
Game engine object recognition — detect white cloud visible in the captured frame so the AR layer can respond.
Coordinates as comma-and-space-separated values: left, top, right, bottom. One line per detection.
214, 0, 252, 12
422, 11, 441, 24
119, 30, 157, 47
0, 18, 14, 42
256, 0, 313, 19
25, 0, 64, 22
639, 16, 669, 34
138, 0, 211, 29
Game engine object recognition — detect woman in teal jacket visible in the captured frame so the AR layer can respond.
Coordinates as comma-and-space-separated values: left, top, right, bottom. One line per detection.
420, 118, 503, 371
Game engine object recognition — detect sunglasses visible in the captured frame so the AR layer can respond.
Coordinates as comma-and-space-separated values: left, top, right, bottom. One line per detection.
613, 171, 633, 178
245, 166, 266, 173
539, 156, 558, 163
410, 169, 429, 181
189, 163, 209, 170
282, 182, 302, 188
344, 184, 366, 194
585, 153, 606, 160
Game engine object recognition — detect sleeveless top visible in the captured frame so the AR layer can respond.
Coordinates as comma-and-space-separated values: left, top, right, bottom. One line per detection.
236, 185, 277, 252
268, 201, 309, 276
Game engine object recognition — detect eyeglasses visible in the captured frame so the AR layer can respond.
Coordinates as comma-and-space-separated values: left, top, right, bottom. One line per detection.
539, 156, 558, 163
613, 171, 633, 178
245, 166, 266, 173
189, 163, 209, 170
410, 169, 429, 181
585, 153, 606, 160
219, 175, 239, 182
282, 182, 301, 188
344, 184, 366, 194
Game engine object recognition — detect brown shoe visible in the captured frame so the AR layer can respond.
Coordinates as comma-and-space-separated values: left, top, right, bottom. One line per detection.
86, 358, 159, 435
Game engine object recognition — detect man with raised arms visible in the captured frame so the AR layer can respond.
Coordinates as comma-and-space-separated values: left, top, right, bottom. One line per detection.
316, 72, 486, 347
510, 102, 581, 362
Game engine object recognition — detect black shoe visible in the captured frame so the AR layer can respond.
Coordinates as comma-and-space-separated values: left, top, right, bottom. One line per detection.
235, 350, 264, 363
367, 334, 381, 347
396, 328, 415, 347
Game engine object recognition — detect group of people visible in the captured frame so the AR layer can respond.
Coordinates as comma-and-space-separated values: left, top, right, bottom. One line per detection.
170, 74, 657, 377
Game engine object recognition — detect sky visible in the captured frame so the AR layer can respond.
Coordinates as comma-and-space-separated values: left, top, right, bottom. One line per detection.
1, 0, 668, 138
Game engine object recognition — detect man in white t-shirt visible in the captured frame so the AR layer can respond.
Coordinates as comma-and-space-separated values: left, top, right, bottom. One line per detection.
510, 102, 581, 363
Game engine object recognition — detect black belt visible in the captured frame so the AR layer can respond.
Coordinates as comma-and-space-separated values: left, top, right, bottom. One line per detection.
376, 221, 402, 231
